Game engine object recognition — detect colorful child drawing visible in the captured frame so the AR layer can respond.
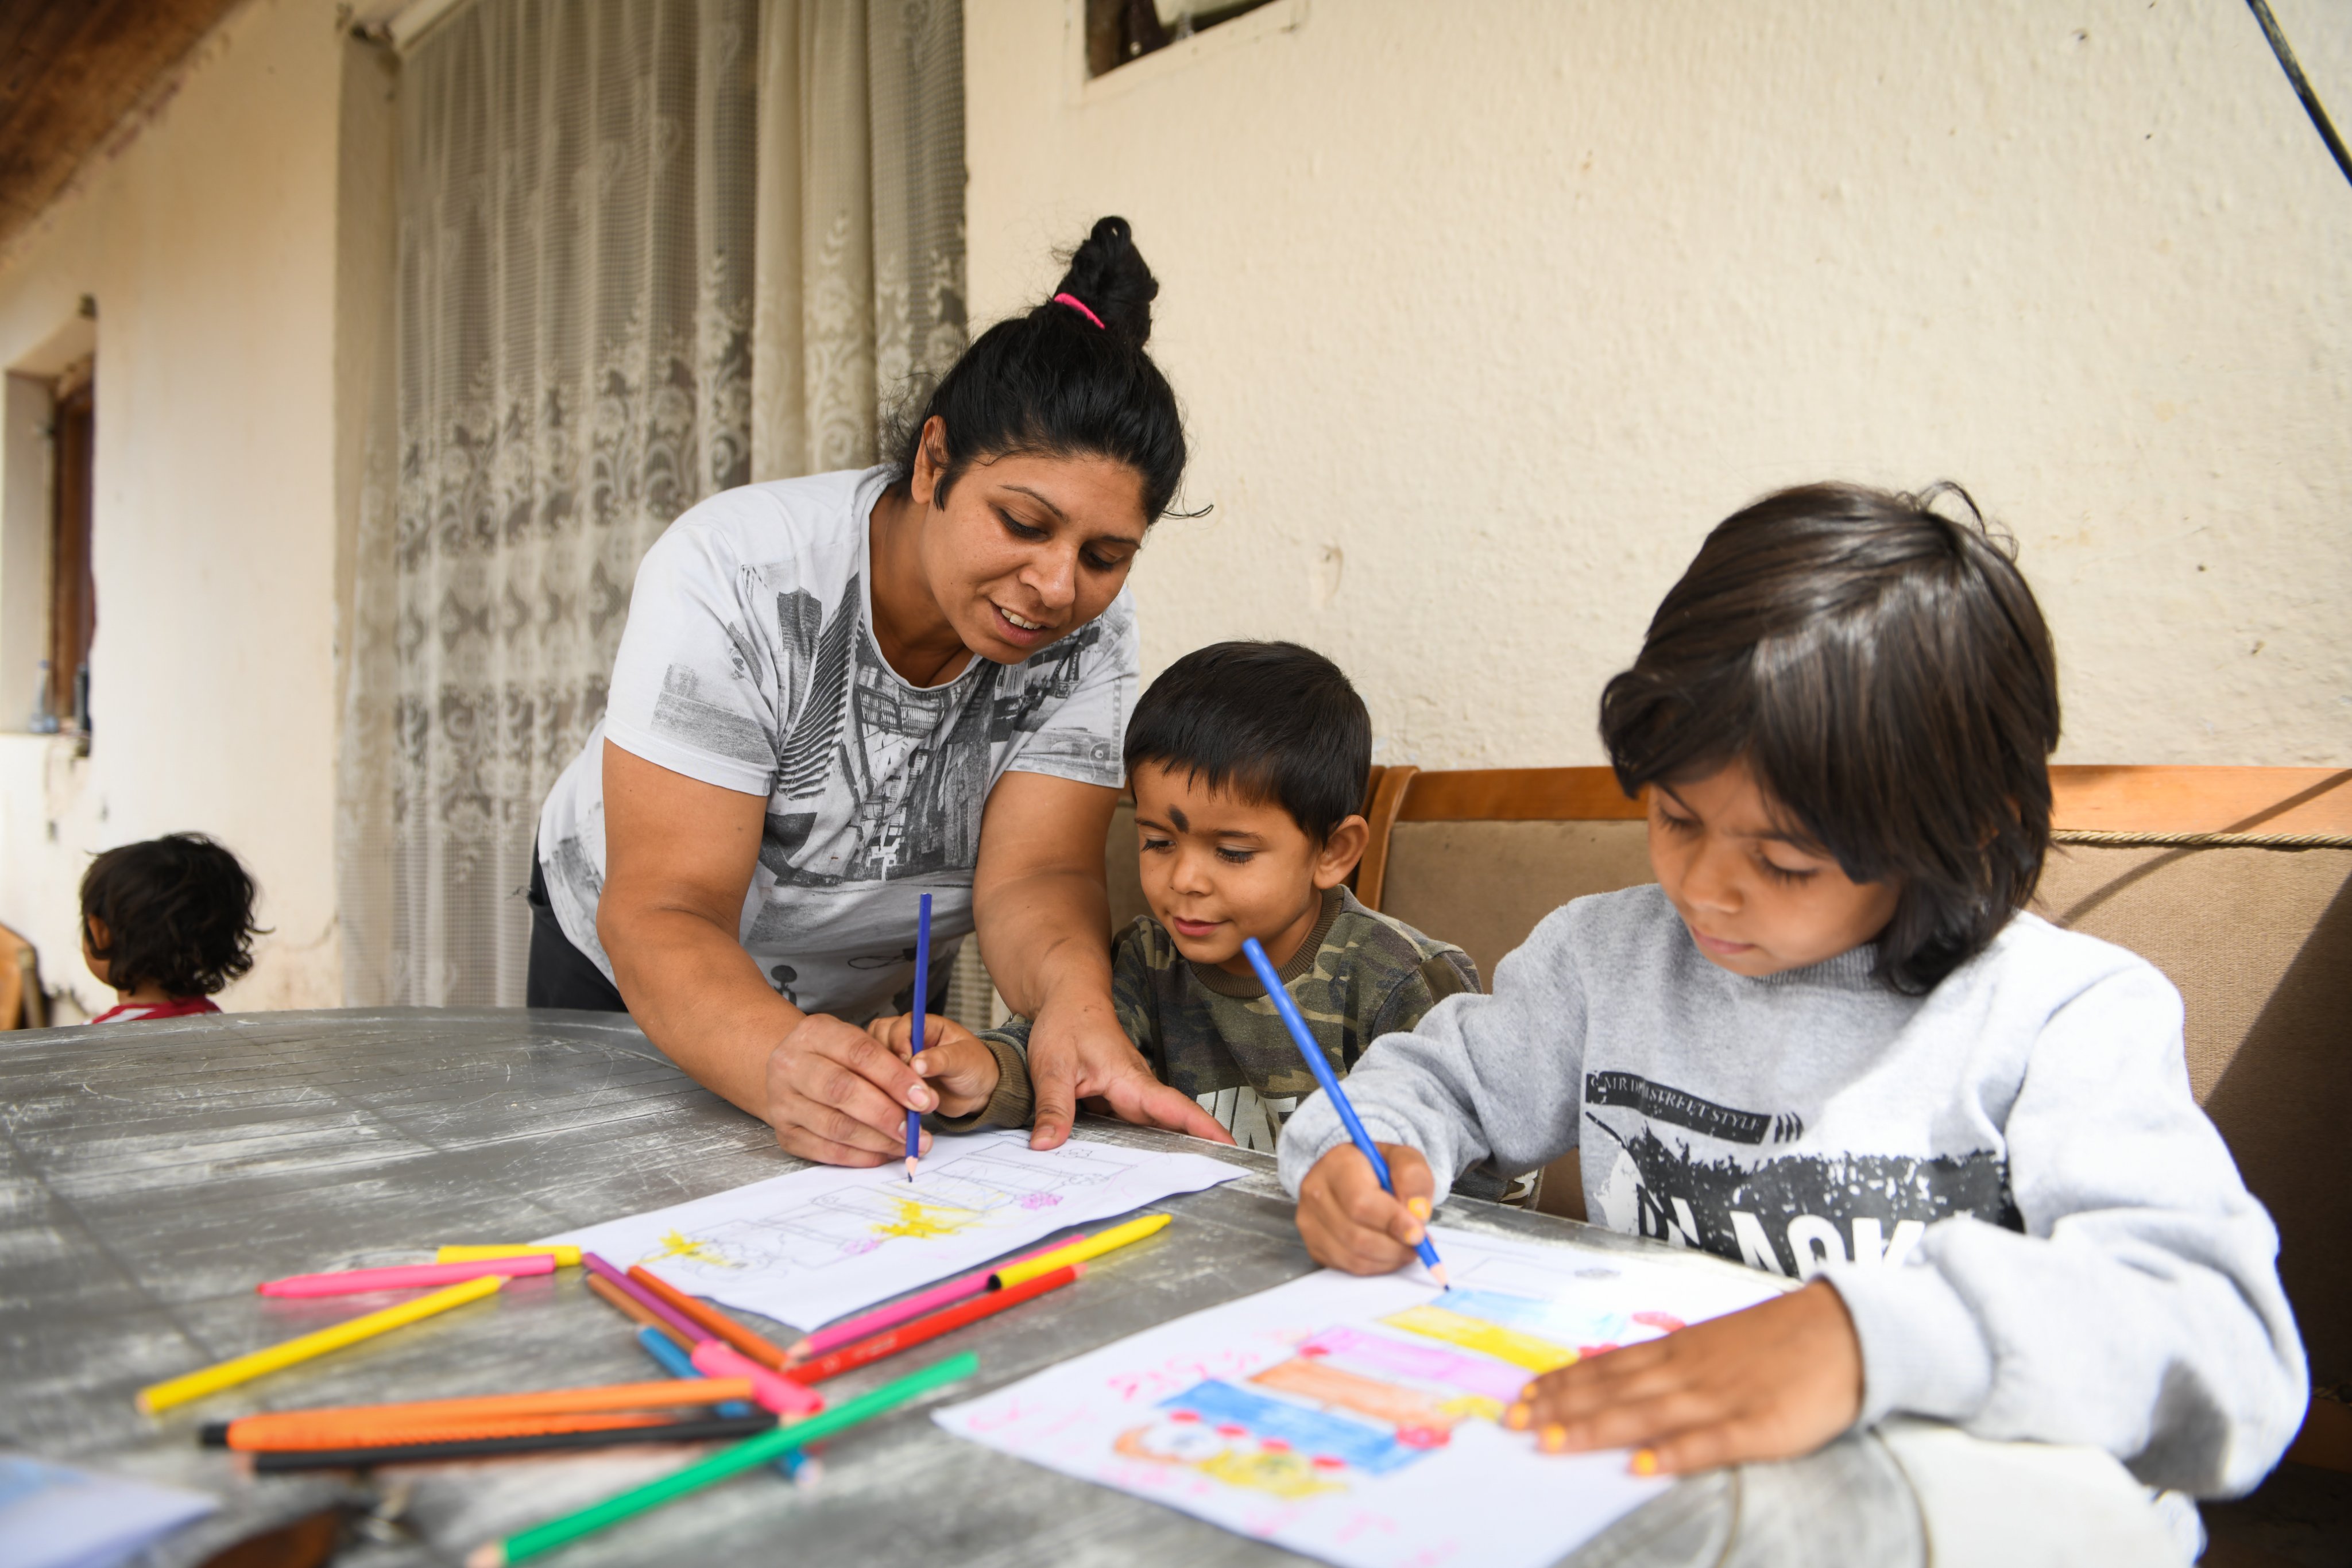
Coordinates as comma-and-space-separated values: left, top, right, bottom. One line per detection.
939, 1226, 1782, 1568
1114, 1291, 1587, 1501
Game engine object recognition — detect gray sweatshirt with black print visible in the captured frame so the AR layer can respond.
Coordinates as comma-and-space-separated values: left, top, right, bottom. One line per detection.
1275, 882, 2305, 1497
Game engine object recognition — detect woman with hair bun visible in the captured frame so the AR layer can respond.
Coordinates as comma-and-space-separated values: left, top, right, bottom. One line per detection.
533, 218, 1231, 1163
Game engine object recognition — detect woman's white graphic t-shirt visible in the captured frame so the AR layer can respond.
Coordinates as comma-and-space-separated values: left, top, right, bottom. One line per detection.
536, 466, 1136, 1021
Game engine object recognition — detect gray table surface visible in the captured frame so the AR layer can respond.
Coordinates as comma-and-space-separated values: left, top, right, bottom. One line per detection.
1, 1009, 1945, 1567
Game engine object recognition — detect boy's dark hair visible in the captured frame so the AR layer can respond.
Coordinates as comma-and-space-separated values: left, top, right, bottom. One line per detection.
887, 216, 1187, 520
1125, 641, 1371, 843
1599, 482, 2060, 994
80, 834, 262, 997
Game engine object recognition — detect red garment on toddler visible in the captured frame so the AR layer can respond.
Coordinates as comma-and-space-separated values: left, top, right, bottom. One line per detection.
89, 997, 222, 1025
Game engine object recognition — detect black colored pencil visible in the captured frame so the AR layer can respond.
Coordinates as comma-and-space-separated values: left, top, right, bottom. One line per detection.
247, 1411, 775, 1470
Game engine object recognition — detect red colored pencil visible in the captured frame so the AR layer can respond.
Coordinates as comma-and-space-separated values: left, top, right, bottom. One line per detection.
626, 1264, 788, 1369
786, 1263, 1084, 1385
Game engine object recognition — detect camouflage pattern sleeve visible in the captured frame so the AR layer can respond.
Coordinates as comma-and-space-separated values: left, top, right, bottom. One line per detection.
1108, 920, 1166, 1072
926, 1017, 1035, 1133
923, 923, 1167, 1135
1363, 944, 1482, 1047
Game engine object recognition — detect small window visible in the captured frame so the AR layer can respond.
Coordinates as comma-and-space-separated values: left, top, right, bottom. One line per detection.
1086, 0, 1279, 76
48, 354, 94, 736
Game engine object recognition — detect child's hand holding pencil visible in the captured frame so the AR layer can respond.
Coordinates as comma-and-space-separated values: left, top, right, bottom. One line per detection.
1293, 1141, 1441, 1278
866, 1012, 1001, 1120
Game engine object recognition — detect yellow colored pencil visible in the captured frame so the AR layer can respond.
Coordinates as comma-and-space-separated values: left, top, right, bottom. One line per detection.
136, 1275, 504, 1415
992, 1212, 1170, 1288
436, 1244, 582, 1267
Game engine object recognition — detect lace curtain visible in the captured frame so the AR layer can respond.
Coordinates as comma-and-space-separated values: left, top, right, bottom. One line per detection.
339, 0, 966, 1007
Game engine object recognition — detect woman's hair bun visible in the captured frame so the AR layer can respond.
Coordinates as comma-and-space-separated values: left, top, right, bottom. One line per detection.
1050, 215, 1159, 347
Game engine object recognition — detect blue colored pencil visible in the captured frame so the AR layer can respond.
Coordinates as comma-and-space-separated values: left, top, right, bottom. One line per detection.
633, 1326, 806, 1479
905, 892, 932, 1182
1240, 936, 1448, 1286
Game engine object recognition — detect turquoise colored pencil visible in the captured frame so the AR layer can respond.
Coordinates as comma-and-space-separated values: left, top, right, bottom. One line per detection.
633, 1326, 804, 1480
465, 1353, 977, 1566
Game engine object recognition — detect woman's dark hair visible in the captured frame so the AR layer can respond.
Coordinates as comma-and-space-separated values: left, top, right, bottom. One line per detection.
1125, 641, 1371, 843
887, 216, 1186, 520
80, 833, 263, 997
1599, 483, 2060, 994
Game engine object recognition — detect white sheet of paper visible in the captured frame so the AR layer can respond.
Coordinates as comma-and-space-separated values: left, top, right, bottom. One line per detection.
0, 1454, 218, 1568
547, 1130, 1245, 1329
934, 1224, 1781, 1568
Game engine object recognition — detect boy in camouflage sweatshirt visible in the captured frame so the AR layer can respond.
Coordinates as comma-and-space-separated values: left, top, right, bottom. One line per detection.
895, 641, 1524, 1201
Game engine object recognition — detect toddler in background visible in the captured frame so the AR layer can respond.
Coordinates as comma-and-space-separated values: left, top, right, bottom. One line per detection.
81, 834, 261, 1024
1282, 483, 2304, 1501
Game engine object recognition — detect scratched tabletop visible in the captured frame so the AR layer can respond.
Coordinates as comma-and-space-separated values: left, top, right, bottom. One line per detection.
2, 1009, 1945, 1567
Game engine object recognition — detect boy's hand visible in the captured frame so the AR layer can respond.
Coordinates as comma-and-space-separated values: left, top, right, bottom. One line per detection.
1296, 1142, 1437, 1275
865, 1013, 1002, 1119
1504, 1279, 1863, 1474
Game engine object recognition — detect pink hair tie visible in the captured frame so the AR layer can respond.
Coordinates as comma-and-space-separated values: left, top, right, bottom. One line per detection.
1053, 292, 1106, 330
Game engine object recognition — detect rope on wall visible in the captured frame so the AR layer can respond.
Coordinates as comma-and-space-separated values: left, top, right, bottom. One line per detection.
2246, 0, 2352, 189
2053, 828, 2352, 851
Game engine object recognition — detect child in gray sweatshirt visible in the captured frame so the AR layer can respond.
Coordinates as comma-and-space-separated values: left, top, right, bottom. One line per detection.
1279, 483, 2305, 1501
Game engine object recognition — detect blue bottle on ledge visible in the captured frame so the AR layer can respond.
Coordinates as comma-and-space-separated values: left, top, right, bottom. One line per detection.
28, 660, 58, 734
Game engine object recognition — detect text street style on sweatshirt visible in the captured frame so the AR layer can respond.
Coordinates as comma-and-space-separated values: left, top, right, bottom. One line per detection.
536, 466, 1136, 1023
1276, 883, 2307, 1496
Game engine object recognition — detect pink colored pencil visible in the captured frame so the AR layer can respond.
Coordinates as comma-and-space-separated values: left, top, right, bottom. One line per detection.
257, 1255, 558, 1298
784, 1240, 1070, 1362
691, 1340, 825, 1416
580, 1252, 713, 1347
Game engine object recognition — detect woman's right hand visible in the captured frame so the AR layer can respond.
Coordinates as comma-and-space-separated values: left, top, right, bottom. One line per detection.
763, 1012, 941, 1167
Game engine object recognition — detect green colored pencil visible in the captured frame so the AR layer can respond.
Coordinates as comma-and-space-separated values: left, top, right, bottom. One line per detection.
465, 1353, 978, 1566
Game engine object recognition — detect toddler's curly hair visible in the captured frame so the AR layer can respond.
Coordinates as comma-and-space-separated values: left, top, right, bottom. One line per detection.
80, 834, 262, 997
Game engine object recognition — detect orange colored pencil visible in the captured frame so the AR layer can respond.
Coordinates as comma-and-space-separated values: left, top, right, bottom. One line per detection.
586, 1275, 697, 1351
229, 1410, 680, 1452
625, 1265, 787, 1369
219, 1377, 756, 1451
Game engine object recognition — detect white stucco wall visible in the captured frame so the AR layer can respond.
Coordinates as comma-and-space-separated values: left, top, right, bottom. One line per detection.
0, 0, 352, 1013
966, 0, 2352, 768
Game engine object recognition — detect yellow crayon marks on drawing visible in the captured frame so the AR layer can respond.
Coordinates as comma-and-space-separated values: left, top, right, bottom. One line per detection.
1380, 1304, 1580, 1374
1438, 1392, 1506, 1423
1197, 1445, 1346, 1499
1112, 1424, 1344, 1501
871, 1194, 984, 1241
647, 1230, 737, 1268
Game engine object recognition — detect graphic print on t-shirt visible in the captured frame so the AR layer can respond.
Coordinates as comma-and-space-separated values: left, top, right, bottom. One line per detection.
721, 575, 1112, 891
1584, 1071, 2020, 1278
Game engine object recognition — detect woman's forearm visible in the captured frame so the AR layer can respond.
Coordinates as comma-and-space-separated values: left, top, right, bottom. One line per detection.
975, 864, 1115, 1017
601, 895, 804, 1117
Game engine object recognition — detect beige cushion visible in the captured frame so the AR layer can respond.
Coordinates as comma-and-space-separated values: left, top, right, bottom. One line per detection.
1378, 820, 1656, 984
2033, 843, 2352, 1385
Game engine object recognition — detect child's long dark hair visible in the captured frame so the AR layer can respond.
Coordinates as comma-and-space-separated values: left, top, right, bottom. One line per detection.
887, 216, 1186, 519
1600, 483, 2060, 993
81, 833, 262, 997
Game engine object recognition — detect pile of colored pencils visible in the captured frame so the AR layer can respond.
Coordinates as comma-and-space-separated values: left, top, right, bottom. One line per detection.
134, 1199, 1176, 1561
